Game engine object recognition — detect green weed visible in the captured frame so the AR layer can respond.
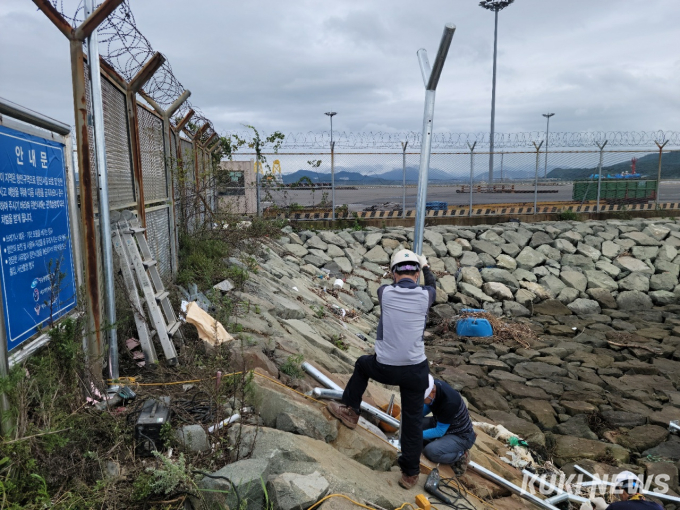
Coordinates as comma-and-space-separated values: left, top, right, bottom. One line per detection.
280, 355, 305, 379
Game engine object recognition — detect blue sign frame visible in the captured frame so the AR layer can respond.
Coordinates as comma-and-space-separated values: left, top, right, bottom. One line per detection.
0, 125, 77, 352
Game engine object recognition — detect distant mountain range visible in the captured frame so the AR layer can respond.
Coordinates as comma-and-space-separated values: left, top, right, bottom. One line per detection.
281, 165, 559, 185
547, 151, 680, 180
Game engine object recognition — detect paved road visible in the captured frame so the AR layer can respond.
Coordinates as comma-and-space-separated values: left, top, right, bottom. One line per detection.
266, 181, 680, 211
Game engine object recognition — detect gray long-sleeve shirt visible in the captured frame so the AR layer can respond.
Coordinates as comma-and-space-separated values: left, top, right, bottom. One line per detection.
375, 268, 437, 366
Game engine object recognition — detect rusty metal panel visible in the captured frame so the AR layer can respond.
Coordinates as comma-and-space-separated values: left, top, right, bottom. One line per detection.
137, 105, 167, 202
145, 206, 172, 284
101, 77, 135, 206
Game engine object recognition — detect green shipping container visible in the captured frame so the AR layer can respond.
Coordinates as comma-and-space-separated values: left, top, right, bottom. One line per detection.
572, 179, 657, 203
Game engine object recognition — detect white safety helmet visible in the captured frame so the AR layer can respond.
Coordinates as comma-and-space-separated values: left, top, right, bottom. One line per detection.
424, 374, 435, 399
390, 249, 420, 272
614, 471, 641, 493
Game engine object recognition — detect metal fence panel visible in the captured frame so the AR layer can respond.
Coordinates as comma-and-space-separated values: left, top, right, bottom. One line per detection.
101, 77, 135, 207
137, 105, 167, 202
145, 206, 172, 284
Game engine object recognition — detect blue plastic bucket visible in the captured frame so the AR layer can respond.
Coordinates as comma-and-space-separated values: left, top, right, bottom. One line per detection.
456, 317, 493, 337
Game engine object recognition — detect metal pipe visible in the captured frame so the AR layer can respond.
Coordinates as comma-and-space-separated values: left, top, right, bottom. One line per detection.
312, 388, 401, 430
208, 413, 240, 434
468, 142, 476, 217
488, 9, 499, 183
401, 141, 408, 219
469, 462, 561, 510
544, 493, 569, 505
522, 470, 589, 505
656, 140, 668, 207
84, 0, 118, 388
331, 141, 335, 220
669, 420, 680, 433
533, 141, 544, 214
595, 141, 608, 213
413, 24, 455, 256
302, 362, 342, 391
0, 96, 71, 135
543, 113, 555, 177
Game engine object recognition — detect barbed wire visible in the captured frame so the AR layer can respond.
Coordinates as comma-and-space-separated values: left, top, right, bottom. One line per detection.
223, 130, 680, 151
50, 0, 205, 119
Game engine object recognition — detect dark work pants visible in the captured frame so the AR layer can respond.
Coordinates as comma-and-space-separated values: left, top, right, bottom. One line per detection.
342, 354, 430, 476
422, 417, 477, 465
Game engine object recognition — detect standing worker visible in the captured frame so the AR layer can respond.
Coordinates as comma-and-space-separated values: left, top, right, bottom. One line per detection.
580, 471, 663, 510
328, 249, 437, 489
421, 375, 476, 476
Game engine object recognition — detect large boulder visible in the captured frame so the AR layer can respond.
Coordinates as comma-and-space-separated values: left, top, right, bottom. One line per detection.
554, 415, 598, 441
481, 268, 519, 288
267, 471, 330, 510
614, 256, 654, 275
363, 245, 390, 265
567, 298, 601, 315
485, 410, 545, 446
616, 290, 653, 311
516, 247, 546, 270
553, 435, 629, 466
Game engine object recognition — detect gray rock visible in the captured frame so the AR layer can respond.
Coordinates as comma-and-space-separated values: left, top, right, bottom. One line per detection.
503, 300, 532, 317
174, 424, 209, 452
482, 282, 513, 301
616, 290, 653, 310
363, 245, 389, 265
631, 246, 659, 260
601, 240, 625, 259
273, 296, 306, 319
515, 289, 537, 307
503, 229, 532, 247
655, 259, 680, 277
539, 274, 567, 295
643, 224, 670, 241
446, 241, 463, 258
587, 288, 618, 309
530, 231, 553, 248
600, 410, 646, 429
615, 256, 654, 275
501, 242, 521, 258
326, 244, 345, 258
585, 270, 618, 292
364, 232, 382, 249
514, 268, 537, 283
553, 239, 577, 254
554, 414, 598, 440
561, 254, 595, 270
485, 410, 545, 446
620, 231, 661, 246
439, 275, 458, 295
459, 251, 482, 268
567, 298, 601, 315
595, 260, 621, 278
268, 471, 329, 510
649, 290, 676, 306
560, 271, 588, 292
618, 273, 650, 292
496, 254, 517, 270
536, 244, 561, 262
458, 282, 494, 302
481, 268, 519, 288
519, 281, 554, 301
516, 246, 546, 270
461, 267, 483, 287
285, 244, 309, 258
471, 239, 502, 258
343, 248, 363, 267
514, 362, 568, 379
318, 231, 348, 248
656, 244, 678, 262
333, 257, 353, 274
577, 242, 601, 262
198, 458, 271, 510
558, 287, 581, 304
306, 236, 329, 250
214, 279, 235, 292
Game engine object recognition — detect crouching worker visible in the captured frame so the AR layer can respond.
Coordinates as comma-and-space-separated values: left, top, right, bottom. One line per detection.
421, 375, 476, 477
327, 249, 436, 490
580, 471, 663, 510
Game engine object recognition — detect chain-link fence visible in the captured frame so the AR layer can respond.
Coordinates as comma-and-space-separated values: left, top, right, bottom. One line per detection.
230, 144, 679, 218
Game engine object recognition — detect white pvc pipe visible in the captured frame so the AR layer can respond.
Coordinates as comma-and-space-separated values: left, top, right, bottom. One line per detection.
208, 413, 240, 434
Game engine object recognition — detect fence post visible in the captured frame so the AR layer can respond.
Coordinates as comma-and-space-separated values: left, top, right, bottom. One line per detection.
401, 141, 408, 219
500, 151, 504, 182
255, 161, 261, 217
655, 140, 668, 207
532, 141, 544, 215
595, 141, 608, 213
413, 24, 456, 255
467, 142, 476, 217
331, 141, 335, 221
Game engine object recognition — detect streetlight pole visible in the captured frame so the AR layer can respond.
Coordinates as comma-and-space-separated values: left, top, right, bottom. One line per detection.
480, 0, 514, 183
325, 112, 337, 220
542, 113, 554, 178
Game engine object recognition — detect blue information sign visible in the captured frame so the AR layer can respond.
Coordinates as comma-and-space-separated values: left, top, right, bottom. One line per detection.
0, 125, 77, 352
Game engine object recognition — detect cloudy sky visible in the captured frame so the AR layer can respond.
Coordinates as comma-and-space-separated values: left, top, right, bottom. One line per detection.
1, 0, 679, 137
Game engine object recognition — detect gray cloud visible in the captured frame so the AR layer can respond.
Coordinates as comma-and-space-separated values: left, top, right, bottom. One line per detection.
1, 0, 678, 136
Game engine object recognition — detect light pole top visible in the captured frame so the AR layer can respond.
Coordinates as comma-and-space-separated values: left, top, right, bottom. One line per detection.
542, 113, 555, 118
325, 112, 337, 117
479, 0, 515, 11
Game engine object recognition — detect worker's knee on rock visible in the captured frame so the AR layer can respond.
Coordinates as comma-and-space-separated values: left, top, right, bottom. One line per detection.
423, 442, 448, 464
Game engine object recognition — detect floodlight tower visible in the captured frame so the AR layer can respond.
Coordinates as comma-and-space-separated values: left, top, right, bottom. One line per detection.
480, 0, 515, 183
325, 112, 337, 219
542, 113, 555, 177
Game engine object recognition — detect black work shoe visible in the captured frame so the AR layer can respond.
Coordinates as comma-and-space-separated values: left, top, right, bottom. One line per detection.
452, 450, 470, 477
327, 401, 359, 429
399, 472, 419, 489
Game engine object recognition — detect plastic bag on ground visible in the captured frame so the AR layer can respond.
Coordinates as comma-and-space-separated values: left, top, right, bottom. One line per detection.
185, 301, 234, 348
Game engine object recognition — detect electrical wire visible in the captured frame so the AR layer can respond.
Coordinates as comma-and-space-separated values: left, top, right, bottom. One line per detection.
191, 470, 241, 510
307, 494, 416, 510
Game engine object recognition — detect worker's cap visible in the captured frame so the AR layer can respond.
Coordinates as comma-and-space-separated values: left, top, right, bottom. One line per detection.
614, 471, 641, 493
390, 249, 420, 271
424, 374, 435, 399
